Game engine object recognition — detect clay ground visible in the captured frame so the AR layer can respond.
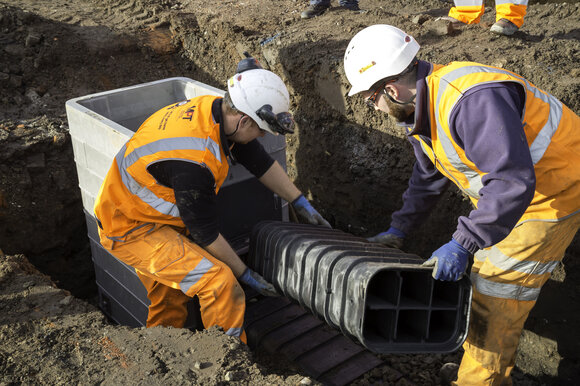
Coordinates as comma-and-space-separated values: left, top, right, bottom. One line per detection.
1, 0, 579, 384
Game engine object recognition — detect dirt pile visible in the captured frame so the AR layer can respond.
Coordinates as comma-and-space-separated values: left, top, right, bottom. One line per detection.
0, 254, 312, 385
1, 0, 580, 384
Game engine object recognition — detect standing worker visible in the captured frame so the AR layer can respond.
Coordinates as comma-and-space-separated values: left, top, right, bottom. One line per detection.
344, 24, 580, 384
442, 0, 527, 36
94, 58, 330, 343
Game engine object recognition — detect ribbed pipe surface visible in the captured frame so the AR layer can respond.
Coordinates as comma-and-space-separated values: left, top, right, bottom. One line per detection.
248, 221, 472, 353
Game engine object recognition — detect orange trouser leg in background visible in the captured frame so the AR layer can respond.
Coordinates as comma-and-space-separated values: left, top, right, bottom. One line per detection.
495, 3, 527, 28
448, 4, 485, 25
100, 224, 247, 343
454, 214, 580, 385
449, 1, 527, 27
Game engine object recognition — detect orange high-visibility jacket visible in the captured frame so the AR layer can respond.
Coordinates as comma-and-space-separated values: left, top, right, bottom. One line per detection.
94, 95, 229, 242
413, 62, 580, 227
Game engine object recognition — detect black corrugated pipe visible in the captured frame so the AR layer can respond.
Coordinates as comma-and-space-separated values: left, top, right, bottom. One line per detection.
247, 221, 472, 354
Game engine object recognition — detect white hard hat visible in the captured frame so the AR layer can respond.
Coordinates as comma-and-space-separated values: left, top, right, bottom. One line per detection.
227, 69, 294, 135
344, 25, 420, 96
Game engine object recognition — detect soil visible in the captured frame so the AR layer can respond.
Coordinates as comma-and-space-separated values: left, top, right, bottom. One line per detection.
1, 0, 579, 384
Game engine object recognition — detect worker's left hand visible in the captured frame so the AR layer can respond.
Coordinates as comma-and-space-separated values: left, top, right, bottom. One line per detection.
367, 227, 405, 249
422, 239, 470, 281
292, 194, 331, 228
238, 268, 279, 297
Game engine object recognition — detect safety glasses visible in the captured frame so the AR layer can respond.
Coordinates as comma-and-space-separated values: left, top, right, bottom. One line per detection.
364, 73, 406, 108
256, 104, 295, 134
364, 82, 387, 108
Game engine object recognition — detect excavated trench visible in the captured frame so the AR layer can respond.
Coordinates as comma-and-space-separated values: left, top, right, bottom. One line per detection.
1, 0, 468, 302
2, 0, 580, 383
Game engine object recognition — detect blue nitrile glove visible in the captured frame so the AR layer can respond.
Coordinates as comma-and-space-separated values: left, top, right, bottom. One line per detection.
422, 239, 470, 281
292, 194, 331, 228
367, 227, 405, 249
238, 268, 279, 297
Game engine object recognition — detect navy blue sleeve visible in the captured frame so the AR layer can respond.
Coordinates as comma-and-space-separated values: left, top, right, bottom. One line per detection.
231, 139, 275, 178
449, 82, 535, 253
390, 137, 450, 234
148, 161, 219, 247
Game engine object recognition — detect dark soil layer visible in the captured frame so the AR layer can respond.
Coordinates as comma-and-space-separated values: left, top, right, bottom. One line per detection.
1, 0, 579, 384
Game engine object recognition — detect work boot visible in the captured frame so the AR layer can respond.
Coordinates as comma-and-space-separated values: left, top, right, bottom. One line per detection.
340, 3, 360, 11
490, 18, 519, 36
301, 4, 329, 19
439, 362, 459, 385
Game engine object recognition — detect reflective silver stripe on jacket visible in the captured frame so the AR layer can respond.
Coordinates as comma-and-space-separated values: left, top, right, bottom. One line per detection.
116, 136, 222, 217
527, 91, 563, 164
225, 327, 243, 337
432, 65, 563, 198
474, 246, 560, 276
471, 272, 541, 301
179, 257, 214, 294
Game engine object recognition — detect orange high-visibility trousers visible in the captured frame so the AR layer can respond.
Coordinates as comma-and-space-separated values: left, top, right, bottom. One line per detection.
454, 213, 580, 385
449, 0, 527, 28
99, 224, 247, 343
135, 271, 191, 328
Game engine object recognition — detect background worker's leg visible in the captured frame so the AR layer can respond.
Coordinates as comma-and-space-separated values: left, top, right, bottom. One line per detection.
495, 0, 527, 27
448, 1, 485, 24
455, 214, 580, 385
136, 271, 190, 328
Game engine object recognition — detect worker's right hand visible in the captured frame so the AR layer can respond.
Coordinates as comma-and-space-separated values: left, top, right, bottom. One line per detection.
367, 227, 405, 249
238, 268, 279, 297
422, 239, 470, 281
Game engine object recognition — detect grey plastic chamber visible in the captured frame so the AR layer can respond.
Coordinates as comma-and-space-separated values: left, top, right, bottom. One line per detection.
248, 221, 472, 354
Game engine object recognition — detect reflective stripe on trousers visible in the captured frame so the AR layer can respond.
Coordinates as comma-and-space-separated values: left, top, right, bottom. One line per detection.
449, 0, 528, 27
454, 214, 580, 385
99, 224, 247, 343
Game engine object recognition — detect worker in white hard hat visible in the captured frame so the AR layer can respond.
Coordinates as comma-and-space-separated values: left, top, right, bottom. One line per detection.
94, 55, 330, 343
344, 24, 580, 384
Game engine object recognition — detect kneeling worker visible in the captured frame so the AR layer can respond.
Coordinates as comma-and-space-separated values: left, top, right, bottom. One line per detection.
94, 60, 330, 343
